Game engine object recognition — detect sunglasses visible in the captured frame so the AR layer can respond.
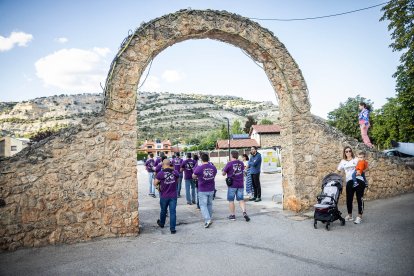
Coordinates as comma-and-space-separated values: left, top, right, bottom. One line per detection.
345, 150, 352, 153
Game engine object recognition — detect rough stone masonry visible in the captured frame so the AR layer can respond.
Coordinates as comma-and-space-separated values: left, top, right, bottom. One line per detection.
1, 9, 413, 251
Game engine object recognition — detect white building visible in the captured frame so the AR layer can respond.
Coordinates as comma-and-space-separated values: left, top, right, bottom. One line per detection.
0, 136, 30, 157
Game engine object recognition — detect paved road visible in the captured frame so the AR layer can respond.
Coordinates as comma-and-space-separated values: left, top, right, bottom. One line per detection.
1, 166, 413, 276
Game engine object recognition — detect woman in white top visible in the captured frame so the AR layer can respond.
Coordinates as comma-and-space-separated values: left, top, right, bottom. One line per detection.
337, 146, 366, 224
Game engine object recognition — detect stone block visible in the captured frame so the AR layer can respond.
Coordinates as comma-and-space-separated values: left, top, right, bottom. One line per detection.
105, 132, 121, 140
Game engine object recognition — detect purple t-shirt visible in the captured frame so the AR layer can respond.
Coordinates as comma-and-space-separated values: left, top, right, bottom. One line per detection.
173, 157, 183, 174
156, 168, 179, 198
155, 163, 162, 174
181, 159, 196, 180
145, 158, 155, 172
154, 157, 162, 167
193, 163, 217, 192
223, 160, 245, 188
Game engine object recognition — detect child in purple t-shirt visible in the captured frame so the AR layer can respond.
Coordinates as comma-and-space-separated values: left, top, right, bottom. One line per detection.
181, 153, 196, 205
154, 159, 179, 234
145, 153, 156, 197
193, 153, 217, 228
173, 152, 184, 197
223, 151, 250, 222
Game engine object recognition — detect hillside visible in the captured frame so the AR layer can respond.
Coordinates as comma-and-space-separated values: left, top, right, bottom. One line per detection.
0, 92, 280, 142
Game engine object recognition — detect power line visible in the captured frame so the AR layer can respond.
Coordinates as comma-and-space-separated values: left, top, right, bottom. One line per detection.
249, 1, 389, 21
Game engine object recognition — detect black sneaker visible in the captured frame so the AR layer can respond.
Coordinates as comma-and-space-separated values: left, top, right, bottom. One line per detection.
171, 230, 176, 234
228, 215, 236, 221
243, 212, 250, 222
249, 197, 256, 201
156, 219, 164, 228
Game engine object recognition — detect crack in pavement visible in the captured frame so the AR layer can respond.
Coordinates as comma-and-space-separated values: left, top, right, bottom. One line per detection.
234, 242, 371, 275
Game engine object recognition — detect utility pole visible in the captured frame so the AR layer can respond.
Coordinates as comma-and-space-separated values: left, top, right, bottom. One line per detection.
224, 117, 230, 161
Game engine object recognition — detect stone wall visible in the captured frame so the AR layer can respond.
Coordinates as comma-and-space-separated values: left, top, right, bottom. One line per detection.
0, 113, 139, 251
281, 115, 414, 211
260, 133, 282, 148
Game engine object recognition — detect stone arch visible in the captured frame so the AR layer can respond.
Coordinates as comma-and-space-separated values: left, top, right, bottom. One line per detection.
1, 9, 413, 251
104, 9, 313, 211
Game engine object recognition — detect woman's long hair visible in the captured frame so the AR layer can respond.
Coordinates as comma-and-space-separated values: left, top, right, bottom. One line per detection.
342, 146, 355, 160
359, 102, 371, 111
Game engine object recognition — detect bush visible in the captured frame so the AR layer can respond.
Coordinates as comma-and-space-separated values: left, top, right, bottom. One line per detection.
136, 152, 147, 160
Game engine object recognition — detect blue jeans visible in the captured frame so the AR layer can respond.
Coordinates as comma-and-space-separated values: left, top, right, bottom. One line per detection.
352, 171, 367, 186
177, 173, 183, 196
198, 191, 214, 222
185, 179, 196, 203
159, 197, 177, 231
148, 172, 155, 194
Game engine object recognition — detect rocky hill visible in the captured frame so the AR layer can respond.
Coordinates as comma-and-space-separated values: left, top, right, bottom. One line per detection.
0, 92, 279, 142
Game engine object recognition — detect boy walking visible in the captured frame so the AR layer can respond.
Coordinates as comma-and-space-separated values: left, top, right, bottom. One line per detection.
223, 151, 250, 222
173, 152, 184, 197
181, 153, 196, 205
193, 153, 217, 228
145, 153, 156, 197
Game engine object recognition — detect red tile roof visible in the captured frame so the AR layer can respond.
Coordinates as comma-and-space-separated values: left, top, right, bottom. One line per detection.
216, 139, 259, 149
249, 124, 281, 135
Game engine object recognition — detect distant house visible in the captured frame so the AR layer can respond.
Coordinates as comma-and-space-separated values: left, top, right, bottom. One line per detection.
0, 136, 30, 158
216, 138, 259, 150
249, 124, 282, 148
139, 139, 175, 157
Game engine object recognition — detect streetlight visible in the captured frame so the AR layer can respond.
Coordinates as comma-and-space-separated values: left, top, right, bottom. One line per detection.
224, 117, 230, 161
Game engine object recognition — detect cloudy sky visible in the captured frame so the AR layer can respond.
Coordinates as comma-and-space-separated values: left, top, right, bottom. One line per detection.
0, 0, 399, 118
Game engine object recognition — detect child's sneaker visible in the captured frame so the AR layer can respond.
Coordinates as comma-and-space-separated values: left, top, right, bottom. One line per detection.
354, 217, 362, 224
228, 215, 236, 221
345, 215, 353, 221
243, 212, 250, 222
353, 182, 359, 188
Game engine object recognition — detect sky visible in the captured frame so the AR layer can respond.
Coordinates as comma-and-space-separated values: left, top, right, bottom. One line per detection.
0, 0, 400, 119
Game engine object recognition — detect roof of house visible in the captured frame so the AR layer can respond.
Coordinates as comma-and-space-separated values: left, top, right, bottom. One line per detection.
216, 139, 259, 149
143, 139, 171, 146
249, 124, 281, 135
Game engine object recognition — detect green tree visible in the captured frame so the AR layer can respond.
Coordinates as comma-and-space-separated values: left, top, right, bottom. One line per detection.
219, 124, 229, 139
231, 120, 242, 134
259, 118, 273, 125
327, 95, 374, 141
371, 97, 403, 149
243, 116, 257, 133
380, 0, 414, 141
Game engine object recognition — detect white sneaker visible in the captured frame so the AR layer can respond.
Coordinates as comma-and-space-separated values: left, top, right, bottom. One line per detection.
345, 215, 353, 221
354, 217, 362, 224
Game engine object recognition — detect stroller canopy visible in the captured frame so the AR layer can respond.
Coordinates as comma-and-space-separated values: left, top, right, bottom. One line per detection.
321, 173, 343, 189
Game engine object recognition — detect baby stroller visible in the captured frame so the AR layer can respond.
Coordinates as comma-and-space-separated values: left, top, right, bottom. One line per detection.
313, 173, 346, 231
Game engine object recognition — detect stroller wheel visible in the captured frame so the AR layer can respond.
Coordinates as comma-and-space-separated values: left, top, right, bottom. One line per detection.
325, 223, 330, 231
341, 219, 345, 226
314, 220, 317, 229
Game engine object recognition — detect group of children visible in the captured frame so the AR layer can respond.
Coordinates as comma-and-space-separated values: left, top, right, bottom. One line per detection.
144, 151, 252, 233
